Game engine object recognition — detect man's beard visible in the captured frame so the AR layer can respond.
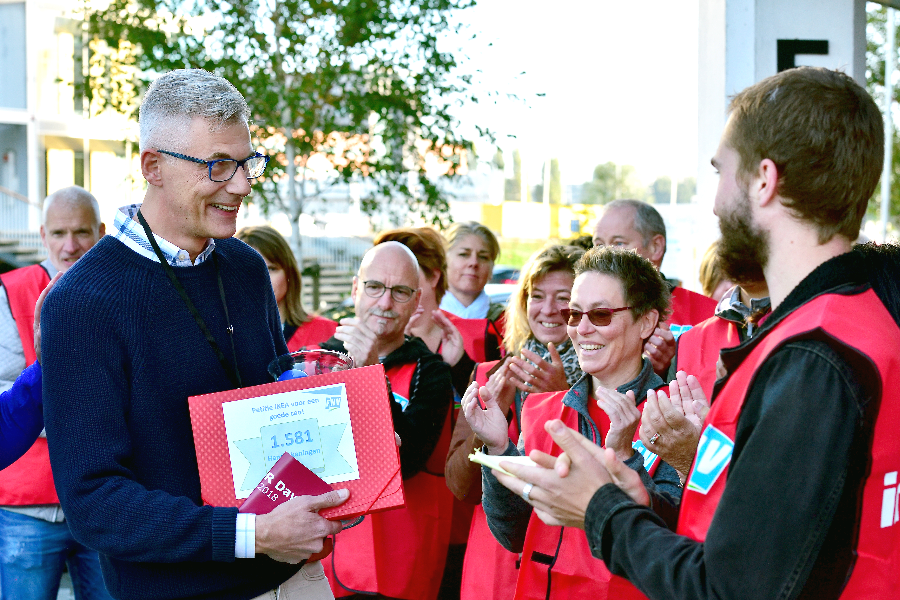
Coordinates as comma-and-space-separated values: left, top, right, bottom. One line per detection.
717, 190, 769, 287
368, 308, 400, 335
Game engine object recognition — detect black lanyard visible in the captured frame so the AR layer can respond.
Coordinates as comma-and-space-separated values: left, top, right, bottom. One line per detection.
136, 210, 242, 388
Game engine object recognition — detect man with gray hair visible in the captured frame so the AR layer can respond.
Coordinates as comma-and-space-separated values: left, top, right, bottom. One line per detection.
41, 69, 346, 600
0, 185, 110, 600
592, 199, 716, 375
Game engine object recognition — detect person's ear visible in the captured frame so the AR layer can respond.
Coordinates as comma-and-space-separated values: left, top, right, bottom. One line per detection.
754, 158, 779, 207
141, 150, 164, 187
646, 234, 666, 267
639, 309, 659, 340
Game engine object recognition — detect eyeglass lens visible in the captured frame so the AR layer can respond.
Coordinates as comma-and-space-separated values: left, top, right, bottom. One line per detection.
560, 308, 615, 327
210, 156, 267, 182
363, 281, 414, 303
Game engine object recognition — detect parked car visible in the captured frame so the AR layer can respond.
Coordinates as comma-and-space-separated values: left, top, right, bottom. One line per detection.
485, 283, 516, 306
490, 265, 520, 284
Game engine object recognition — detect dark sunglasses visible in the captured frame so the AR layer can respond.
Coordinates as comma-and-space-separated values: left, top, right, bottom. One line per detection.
560, 306, 632, 327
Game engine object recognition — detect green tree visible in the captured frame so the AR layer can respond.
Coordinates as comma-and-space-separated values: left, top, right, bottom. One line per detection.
648, 175, 695, 204
867, 3, 900, 234
581, 161, 645, 204
650, 176, 672, 204
677, 177, 696, 204
79, 0, 483, 259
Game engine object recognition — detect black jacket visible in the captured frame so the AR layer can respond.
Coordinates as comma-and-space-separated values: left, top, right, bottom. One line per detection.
584, 244, 900, 600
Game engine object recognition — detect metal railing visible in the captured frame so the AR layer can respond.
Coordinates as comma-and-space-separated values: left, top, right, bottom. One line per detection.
0, 184, 39, 233
299, 235, 372, 273
0, 185, 45, 266
3, 230, 44, 252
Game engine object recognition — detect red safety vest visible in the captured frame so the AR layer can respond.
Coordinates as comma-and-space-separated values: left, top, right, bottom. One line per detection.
286, 315, 338, 352
443, 310, 505, 363
675, 316, 741, 399
676, 288, 900, 597
667, 287, 717, 338
326, 361, 454, 600
0, 265, 57, 505
0, 264, 49, 365
460, 360, 520, 600
515, 389, 660, 600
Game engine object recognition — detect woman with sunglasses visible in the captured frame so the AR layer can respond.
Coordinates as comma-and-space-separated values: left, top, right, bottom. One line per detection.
235, 225, 337, 351
446, 243, 584, 600
462, 246, 682, 600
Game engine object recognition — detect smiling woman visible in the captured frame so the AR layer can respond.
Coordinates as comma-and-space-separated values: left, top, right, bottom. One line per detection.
461, 246, 682, 600
567, 248, 671, 391
445, 243, 584, 600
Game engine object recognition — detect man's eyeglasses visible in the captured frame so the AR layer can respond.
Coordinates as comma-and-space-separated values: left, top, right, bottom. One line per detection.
362, 280, 417, 303
157, 150, 269, 182
560, 306, 632, 327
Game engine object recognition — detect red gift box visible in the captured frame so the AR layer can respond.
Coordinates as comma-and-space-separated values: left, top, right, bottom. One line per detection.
188, 364, 403, 519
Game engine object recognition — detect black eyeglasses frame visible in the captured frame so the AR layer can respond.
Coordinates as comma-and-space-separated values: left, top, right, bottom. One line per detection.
157, 149, 269, 182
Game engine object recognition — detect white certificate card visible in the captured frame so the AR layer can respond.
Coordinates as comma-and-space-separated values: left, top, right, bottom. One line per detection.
222, 383, 360, 499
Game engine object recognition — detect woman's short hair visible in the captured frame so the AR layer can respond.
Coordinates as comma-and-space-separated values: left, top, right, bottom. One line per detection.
235, 225, 308, 326
373, 227, 449, 304
574, 246, 671, 324
443, 221, 500, 262
504, 244, 585, 356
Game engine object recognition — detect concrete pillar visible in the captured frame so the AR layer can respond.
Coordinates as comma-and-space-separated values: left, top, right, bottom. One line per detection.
697, 0, 869, 244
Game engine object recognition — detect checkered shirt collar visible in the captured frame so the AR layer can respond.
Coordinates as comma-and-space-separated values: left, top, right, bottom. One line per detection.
113, 204, 216, 266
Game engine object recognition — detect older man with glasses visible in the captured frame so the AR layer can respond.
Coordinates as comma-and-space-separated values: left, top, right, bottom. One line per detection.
40, 69, 347, 600
317, 241, 455, 600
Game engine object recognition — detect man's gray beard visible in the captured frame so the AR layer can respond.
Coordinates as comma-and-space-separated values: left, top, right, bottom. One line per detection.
369, 308, 400, 336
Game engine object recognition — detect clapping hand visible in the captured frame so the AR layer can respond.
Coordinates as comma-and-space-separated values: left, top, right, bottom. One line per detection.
461, 382, 510, 456
639, 371, 709, 476
594, 387, 640, 461
432, 310, 466, 367
507, 343, 569, 394
492, 420, 649, 529
334, 317, 380, 367
644, 323, 676, 376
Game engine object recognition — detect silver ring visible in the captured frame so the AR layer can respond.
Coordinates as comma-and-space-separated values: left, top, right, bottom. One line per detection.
526, 381, 533, 388
522, 482, 534, 502
649, 432, 660, 445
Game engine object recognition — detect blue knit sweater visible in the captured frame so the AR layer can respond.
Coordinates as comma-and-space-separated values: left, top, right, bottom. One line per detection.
41, 236, 294, 600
